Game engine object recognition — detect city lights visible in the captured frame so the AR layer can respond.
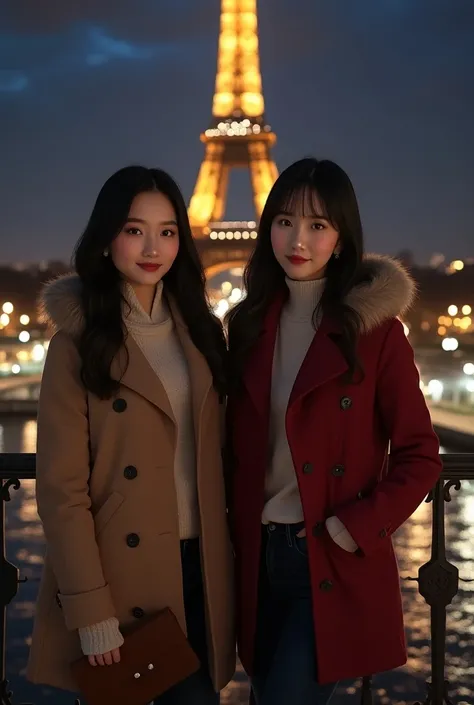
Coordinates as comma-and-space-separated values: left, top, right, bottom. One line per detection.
20, 315, 30, 325
463, 363, 474, 376
31, 344, 46, 362
2, 302, 14, 315
427, 379, 444, 402
462, 304, 472, 315
11, 364, 21, 375
19, 331, 30, 343
447, 305, 458, 316
0, 314, 10, 326
441, 337, 459, 352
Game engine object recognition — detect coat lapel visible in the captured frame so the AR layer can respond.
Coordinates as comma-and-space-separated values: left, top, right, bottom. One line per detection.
288, 317, 348, 408
111, 296, 214, 440
243, 295, 349, 415
111, 336, 176, 424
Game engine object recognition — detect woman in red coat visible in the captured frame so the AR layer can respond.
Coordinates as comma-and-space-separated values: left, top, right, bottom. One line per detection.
226, 158, 442, 705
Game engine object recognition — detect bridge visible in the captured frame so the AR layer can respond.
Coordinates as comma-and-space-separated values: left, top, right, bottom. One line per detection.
1, 373, 473, 452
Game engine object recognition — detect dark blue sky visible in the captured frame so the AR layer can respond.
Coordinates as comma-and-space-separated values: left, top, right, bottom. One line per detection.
1, 0, 473, 264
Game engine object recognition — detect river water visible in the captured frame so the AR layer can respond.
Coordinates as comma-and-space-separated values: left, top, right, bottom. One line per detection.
1, 416, 473, 705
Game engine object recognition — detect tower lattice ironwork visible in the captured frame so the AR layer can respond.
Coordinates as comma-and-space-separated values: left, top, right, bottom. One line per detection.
189, 0, 278, 239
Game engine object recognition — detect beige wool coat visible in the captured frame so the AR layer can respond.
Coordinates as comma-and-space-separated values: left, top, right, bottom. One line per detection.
27, 275, 236, 692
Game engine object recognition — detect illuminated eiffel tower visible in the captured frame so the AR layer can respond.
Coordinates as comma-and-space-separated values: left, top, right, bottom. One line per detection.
189, 0, 278, 277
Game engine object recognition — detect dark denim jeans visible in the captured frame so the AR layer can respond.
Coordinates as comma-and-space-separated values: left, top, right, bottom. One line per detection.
154, 537, 219, 705
252, 522, 337, 705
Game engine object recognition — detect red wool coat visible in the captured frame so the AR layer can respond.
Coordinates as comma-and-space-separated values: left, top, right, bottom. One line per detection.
228, 255, 442, 685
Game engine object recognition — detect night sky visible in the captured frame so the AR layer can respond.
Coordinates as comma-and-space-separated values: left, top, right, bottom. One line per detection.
1, 0, 473, 265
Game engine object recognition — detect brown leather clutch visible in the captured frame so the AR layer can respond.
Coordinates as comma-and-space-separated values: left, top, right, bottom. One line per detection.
71, 608, 200, 705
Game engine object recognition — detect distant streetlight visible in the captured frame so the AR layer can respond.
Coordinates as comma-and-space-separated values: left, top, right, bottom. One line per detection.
20, 314, 30, 325
19, 331, 30, 343
447, 305, 458, 317
2, 302, 14, 315
32, 344, 45, 362
11, 364, 21, 375
463, 363, 474, 376
462, 305, 472, 315
441, 337, 458, 352
428, 379, 444, 402
0, 314, 10, 326
450, 260, 464, 272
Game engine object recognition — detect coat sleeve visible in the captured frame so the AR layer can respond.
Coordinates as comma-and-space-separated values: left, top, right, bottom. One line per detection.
35, 331, 117, 630
335, 318, 442, 557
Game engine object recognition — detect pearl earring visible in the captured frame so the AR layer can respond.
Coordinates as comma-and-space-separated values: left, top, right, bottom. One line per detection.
103, 249, 109, 257
334, 251, 340, 259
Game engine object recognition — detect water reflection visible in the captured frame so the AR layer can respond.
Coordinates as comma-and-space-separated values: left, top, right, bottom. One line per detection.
2, 418, 474, 705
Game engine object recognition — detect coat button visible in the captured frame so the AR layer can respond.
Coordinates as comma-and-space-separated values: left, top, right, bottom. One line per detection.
319, 579, 333, 592
113, 398, 127, 413
312, 522, 324, 537
124, 465, 137, 480
302, 462, 313, 474
126, 533, 140, 548
132, 607, 145, 619
340, 396, 352, 410
379, 529, 388, 538
331, 464, 345, 477
357, 491, 364, 500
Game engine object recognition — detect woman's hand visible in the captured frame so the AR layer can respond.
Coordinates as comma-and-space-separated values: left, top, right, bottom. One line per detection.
88, 648, 121, 666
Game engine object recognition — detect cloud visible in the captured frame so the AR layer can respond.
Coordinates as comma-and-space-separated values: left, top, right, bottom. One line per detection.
0, 24, 184, 97
0, 70, 28, 92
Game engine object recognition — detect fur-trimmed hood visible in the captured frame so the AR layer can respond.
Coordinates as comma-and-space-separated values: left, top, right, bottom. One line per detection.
39, 254, 416, 337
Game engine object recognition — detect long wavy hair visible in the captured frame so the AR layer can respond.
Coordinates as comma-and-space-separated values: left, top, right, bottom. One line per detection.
74, 166, 226, 399
226, 157, 366, 386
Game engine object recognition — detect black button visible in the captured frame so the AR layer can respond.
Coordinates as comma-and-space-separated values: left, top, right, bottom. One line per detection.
55, 592, 62, 609
331, 464, 345, 477
302, 462, 313, 475
319, 579, 333, 592
132, 607, 145, 619
379, 529, 388, 538
126, 533, 140, 548
340, 396, 352, 410
312, 522, 324, 537
113, 398, 127, 413
124, 465, 137, 480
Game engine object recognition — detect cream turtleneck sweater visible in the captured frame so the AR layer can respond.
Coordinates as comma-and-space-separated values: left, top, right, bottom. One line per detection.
122, 281, 199, 541
79, 281, 199, 658
263, 276, 325, 524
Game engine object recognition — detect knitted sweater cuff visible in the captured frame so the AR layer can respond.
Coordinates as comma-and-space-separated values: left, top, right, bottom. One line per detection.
78, 617, 124, 655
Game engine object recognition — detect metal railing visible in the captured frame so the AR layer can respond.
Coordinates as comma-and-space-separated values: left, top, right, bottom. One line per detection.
1, 453, 474, 705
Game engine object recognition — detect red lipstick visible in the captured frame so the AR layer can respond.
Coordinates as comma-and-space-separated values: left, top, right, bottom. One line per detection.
137, 263, 161, 272
287, 255, 310, 265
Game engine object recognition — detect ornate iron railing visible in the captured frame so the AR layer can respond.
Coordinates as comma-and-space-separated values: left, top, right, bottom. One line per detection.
1, 453, 473, 705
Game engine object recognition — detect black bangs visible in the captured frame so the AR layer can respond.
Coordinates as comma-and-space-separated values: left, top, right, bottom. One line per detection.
274, 181, 336, 227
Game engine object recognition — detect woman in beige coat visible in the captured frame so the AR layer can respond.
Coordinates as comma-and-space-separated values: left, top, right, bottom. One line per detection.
27, 166, 235, 703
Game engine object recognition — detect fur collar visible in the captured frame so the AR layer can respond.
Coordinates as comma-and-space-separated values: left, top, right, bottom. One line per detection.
39, 254, 415, 337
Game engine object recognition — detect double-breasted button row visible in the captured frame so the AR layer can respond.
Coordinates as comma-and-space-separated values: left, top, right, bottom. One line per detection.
302, 463, 347, 478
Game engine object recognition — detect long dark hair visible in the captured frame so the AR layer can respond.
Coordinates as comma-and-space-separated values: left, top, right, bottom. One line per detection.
226, 157, 365, 385
74, 165, 226, 399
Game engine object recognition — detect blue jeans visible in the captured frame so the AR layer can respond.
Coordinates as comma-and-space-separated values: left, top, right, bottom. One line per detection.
251, 522, 337, 705
154, 538, 219, 705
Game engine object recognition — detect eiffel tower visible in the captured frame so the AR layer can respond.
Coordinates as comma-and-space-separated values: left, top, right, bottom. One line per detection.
190, 0, 278, 279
